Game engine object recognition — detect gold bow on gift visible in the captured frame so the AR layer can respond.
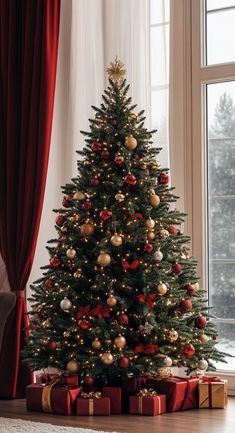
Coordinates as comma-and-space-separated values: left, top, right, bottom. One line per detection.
80, 391, 101, 415
137, 388, 158, 397
41, 376, 62, 413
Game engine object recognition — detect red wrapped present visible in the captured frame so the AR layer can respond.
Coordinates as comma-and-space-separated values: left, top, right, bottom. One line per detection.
129, 389, 166, 415
199, 376, 228, 408
35, 372, 79, 386
102, 387, 122, 414
146, 376, 199, 412
76, 391, 110, 415
121, 375, 148, 412
26, 377, 81, 415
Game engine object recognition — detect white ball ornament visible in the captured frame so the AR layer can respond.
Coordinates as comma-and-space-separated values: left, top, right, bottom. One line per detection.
153, 250, 163, 261
198, 359, 208, 371
157, 282, 168, 296
164, 356, 173, 367
66, 248, 76, 259
60, 297, 72, 311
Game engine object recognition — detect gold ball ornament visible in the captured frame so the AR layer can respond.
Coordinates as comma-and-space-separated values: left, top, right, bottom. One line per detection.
157, 282, 168, 295
200, 334, 209, 343
160, 229, 169, 239
145, 218, 155, 230
149, 193, 160, 207
110, 234, 122, 247
147, 230, 156, 241
157, 367, 172, 378
97, 252, 111, 267
66, 248, 76, 259
115, 192, 125, 202
101, 352, 114, 365
73, 191, 85, 201
125, 135, 137, 150
114, 335, 126, 348
107, 295, 117, 306
80, 223, 94, 237
66, 360, 80, 373
166, 329, 179, 342
92, 338, 102, 349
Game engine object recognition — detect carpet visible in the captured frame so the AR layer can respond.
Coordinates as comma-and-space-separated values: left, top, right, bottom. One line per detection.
0, 417, 119, 433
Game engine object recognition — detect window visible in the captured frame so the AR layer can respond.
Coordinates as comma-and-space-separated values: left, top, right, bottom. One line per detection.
150, 0, 170, 167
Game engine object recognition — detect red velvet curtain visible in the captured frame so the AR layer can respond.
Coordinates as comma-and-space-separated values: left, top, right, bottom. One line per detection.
0, 0, 61, 398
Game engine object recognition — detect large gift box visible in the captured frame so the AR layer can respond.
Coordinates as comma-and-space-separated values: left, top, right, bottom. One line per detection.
76, 392, 110, 415
129, 389, 166, 416
102, 387, 122, 414
26, 376, 82, 415
146, 376, 199, 412
199, 376, 227, 408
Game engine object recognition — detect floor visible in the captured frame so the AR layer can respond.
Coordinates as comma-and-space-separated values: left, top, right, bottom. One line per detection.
0, 398, 234, 433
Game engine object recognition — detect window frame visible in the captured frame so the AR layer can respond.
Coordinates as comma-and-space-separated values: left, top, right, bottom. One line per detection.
170, 0, 235, 390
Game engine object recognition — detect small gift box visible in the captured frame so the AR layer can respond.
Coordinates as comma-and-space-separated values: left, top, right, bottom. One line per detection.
76, 391, 110, 415
26, 376, 82, 415
35, 372, 79, 386
129, 388, 166, 416
146, 376, 199, 412
102, 387, 122, 414
121, 375, 148, 412
199, 376, 227, 409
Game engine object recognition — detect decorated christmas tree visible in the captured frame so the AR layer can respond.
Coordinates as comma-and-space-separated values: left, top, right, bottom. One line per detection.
24, 59, 226, 384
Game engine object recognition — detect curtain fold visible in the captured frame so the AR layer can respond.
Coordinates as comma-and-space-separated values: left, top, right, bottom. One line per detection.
0, 0, 61, 398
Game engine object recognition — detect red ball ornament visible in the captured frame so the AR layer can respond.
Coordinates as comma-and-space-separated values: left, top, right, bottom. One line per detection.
195, 316, 207, 329
50, 257, 61, 268
99, 209, 112, 220
168, 225, 178, 235
212, 335, 217, 341
55, 215, 65, 226
109, 118, 117, 126
84, 376, 94, 386
91, 141, 102, 152
79, 319, 90, 330
90, 177, 100, 186
118, 314, 129, 326
62, 197, 71, 208
47, 341, 57, 352
124, 174, 137, 186
180, 299, 193, 312
119, 357, 129, 368
185, 284, 196, 297
172, 263, 183, 274
82, 201, 92, 209
45, 278, 54, 289
101, 149, 110, 159
114, 154, 124, 165
158, 172, 169, 185
183, 343, 195, 357
144, 243, 153, 253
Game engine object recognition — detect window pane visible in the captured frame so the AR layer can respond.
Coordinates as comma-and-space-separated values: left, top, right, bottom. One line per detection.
214, 322, 235, 370
151, 89, 169, 167
206, 8, 235, 65
206, 81, 235, 371
150, 25, 169, 87
150, 0, 169, 25
206, 0, 235, 11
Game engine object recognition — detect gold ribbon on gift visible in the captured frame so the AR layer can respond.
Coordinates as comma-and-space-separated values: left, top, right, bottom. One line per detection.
80, 391, 101, 415
137, 388, 161, 414
41, 376, 62, 413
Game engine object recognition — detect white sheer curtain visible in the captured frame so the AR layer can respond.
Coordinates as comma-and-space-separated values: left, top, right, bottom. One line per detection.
27, 0, 150, 292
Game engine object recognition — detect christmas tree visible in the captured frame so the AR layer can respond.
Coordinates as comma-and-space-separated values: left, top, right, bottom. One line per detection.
24, 59, 226, 384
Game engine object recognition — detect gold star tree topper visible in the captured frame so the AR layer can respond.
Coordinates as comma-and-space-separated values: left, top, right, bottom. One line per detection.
106, 57, 126, 83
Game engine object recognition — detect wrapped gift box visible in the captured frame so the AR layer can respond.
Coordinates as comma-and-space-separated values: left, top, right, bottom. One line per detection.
102, 387, 122, 414
129, 391, 166, 416
121, 376, 148, 412
26, 380, 82, 415
146, 376, 199, 412
76, 393, 110, 415
35, 373, 79, 386
199, 377, 227, 408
